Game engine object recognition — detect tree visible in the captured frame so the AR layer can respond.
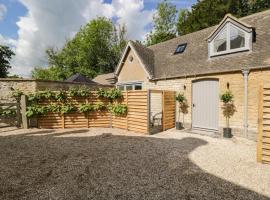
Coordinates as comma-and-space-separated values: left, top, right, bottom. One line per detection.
0, 45, 15, 78
145, 0, 177, 46
32, 17, 127, 80
177, 0, 270, 36
31, 66, 67, 81
249, 0, 270, 13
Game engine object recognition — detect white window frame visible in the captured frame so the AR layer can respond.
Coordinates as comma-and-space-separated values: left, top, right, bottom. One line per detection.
117, 82, 143, 91
209, 22, 252, 57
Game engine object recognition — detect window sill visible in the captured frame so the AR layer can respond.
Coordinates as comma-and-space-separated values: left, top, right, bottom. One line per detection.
210, 48, 251, 58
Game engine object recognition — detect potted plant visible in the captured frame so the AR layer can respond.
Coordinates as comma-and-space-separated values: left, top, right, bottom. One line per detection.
220, 90, 236, 138
175, 93, 188, 130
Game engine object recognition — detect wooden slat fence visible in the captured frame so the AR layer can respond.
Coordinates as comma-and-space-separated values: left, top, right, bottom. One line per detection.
36, 90, 176, 135
258, 85, 270, 164
162, 91, 176, 131
38, 93, 110, 129
112, 90, 148, 134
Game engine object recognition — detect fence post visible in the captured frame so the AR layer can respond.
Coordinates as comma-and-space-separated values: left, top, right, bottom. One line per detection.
20, 95, 28, 129
147, 90, 151, 135
61, 114, 65, 129
257, 85, 263, 163
126, 91, 129, 131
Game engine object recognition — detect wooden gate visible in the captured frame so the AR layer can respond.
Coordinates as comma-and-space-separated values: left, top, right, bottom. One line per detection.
162, 91, 176, 131
257, 85, 270, 164
0, 102, 21, 127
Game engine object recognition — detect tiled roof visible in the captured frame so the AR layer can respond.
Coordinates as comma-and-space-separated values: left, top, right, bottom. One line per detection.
126, 10, 270, 80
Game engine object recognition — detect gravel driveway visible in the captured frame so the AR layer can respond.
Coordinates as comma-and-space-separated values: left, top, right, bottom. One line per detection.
0, 128, 269, 200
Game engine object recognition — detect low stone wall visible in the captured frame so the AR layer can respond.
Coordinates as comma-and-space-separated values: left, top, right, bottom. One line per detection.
0, 78, 112, 103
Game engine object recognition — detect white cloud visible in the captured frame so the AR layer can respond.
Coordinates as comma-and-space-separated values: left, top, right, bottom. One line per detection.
112, 0, 154, 40
0, 4, 7, 21
0, 34, 17, 47
9, 0, 154, 77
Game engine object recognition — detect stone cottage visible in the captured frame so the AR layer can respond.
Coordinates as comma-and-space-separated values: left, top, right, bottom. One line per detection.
114, 10, 270, 140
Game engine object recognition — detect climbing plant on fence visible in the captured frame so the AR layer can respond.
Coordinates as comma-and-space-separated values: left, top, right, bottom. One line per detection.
19, 87, 127, 118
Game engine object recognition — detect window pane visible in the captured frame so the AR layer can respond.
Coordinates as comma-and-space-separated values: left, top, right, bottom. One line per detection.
134, 84, 142, 90
230, 25, 245, 50
175, 44, 187, 54
118, 86, 125, 91
213, 27, 227, 52
126, 85, 133, 90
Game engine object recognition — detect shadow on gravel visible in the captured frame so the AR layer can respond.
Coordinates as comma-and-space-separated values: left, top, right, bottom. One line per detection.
0, 130, 269, 200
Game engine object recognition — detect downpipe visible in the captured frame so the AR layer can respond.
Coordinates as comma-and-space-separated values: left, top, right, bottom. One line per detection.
242, 68, 250, 138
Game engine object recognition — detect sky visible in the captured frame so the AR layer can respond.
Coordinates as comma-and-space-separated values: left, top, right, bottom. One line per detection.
0, 0, 196, 77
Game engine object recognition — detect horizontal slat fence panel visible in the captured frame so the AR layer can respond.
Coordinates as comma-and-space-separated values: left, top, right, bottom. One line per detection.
163, 91, 176, 131
36, 90, 176, 135
111, 91, 149, 134
258, 85, 270, 164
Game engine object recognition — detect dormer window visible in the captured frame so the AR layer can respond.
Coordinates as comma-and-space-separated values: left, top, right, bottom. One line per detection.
174, 43, 187, 54
208, 17, 253, 57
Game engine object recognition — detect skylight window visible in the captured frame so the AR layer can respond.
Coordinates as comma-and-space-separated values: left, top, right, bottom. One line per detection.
174, 43, 187, 54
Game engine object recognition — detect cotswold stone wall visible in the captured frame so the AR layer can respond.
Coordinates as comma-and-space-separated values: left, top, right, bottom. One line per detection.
143, 69, 270, 141
0, 79, 110, 103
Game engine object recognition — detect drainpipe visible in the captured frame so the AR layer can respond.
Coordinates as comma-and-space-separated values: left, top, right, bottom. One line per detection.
242, 68, 250, 138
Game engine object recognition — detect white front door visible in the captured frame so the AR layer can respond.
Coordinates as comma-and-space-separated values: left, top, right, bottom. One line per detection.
192, 79, 219, 131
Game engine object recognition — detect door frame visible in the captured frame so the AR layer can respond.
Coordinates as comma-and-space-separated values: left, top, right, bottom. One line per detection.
191, 78, 219, 131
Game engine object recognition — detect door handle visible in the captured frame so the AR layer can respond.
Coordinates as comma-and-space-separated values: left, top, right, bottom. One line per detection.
193, 104, 195, 107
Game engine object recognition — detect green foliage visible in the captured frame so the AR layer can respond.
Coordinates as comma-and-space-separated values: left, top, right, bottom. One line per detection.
177, 0, 270, 35
68, 87, 91, 98
146, 0, 177, 46
41, 90, 56, 99
175, 93, 188, 123
0, 45, 15, 78
31, 18, 127, 81
108, 103, 128, 116
220, 90, 234, 103
11, 89, 24, 101
0, 109, 17, 117
220, 90, 236, 128
61, 104, 77, 114
93, 102, 106, 111
78, 102, 106, 113
46, 104, 62, 113
55, 91, 67, 102
96, 88, 122, 102
175, 93, 186, 103
78, 103, 94, 113
26, 105, 48, 118
31, 66, 67, 81
96, 88, 107, 98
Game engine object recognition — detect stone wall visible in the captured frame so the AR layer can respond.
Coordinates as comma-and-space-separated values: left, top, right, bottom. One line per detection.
0, 79, 111, 103
142, 69, 269, 140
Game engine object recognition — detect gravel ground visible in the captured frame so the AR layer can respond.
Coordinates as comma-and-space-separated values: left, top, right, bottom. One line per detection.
0, 127, 269, 200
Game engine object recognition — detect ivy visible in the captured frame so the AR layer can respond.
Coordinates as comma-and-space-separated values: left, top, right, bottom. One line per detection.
108, 103, 127, 116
